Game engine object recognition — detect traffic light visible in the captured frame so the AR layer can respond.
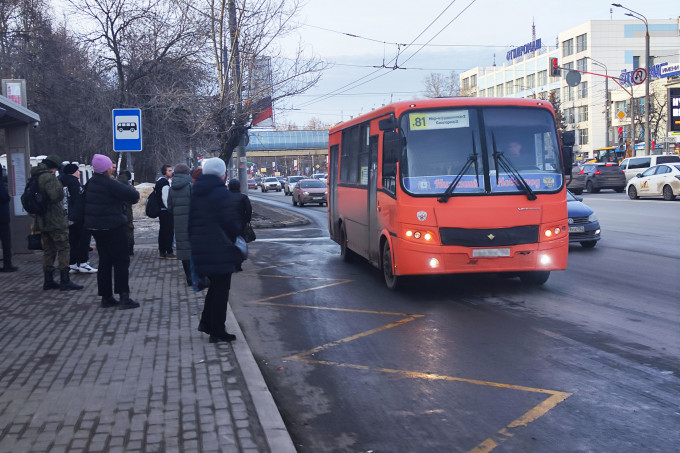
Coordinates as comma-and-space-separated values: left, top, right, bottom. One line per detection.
618, 126, 624, 146
550, 58, 560, 77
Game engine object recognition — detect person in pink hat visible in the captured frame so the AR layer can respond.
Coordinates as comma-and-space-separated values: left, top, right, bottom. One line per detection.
83, 154, 141, 309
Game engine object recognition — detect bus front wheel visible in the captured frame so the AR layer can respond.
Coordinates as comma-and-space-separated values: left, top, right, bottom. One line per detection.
340, 226, 354, 262
382, 241, 401, 290
519, 271, 550, 285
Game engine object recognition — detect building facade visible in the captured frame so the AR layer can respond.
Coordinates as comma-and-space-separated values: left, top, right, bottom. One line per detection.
461, 19, 680, 158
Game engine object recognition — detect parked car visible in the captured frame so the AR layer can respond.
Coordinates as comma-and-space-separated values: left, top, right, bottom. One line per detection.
292, 179, 327, 207
626, 163, 680, 201
261, 176, 282, 192
567, 190, 600, 248
619, 154, 680, 182
247, 179, 257, 190
580, 162, 626, 193
284, 175, 305, 195
567, 164, 586, 195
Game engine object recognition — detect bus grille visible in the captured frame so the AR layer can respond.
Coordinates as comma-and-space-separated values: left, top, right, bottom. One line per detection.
439, 225, 539, 247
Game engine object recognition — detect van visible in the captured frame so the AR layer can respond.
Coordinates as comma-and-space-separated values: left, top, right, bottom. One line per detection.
619, 155, 680, 182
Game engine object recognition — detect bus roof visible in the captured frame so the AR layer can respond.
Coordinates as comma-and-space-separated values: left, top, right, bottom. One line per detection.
329, 97, 556, 134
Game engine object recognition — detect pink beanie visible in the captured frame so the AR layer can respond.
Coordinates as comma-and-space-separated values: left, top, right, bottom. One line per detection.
92, 154, 113, 173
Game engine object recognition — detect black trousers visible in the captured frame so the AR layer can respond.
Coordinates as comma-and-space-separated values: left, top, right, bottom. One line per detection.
68, 222, 91, 265
0, 221, 11, 266
92, 226, 130, 297
201, 273, 232, 335
158, 210, 174, 254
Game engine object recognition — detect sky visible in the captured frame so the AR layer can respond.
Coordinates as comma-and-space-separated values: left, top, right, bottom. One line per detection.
48, 0, 678, 128
275, 0, 679, 127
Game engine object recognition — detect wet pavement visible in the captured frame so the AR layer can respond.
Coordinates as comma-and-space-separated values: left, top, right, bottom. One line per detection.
0, 200, 306, 453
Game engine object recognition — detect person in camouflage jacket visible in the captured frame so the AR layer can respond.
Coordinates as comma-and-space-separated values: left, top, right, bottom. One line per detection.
32, 155, 83, 291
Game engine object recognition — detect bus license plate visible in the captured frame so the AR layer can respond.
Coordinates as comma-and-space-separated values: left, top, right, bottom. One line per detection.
472, 248, 510, 257
569, 226, 585, 233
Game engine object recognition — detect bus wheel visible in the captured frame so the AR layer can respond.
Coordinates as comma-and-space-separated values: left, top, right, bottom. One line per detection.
382, 241, 401, 290
519, 271, 550, 285
340, 226, 354, 263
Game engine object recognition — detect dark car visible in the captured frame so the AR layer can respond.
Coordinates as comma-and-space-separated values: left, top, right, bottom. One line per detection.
292, 179, 327, 207
566, 164, 586, 195
567, 190, 600, 248
580, 162, 626, 193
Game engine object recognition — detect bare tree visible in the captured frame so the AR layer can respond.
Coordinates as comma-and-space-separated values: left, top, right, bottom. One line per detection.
423, 71, 459, 98
185, 0, 327, 164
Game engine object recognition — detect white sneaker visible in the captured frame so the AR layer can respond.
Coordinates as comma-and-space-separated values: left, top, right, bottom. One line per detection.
79, 262, 98, 273
69, 264, 80, 274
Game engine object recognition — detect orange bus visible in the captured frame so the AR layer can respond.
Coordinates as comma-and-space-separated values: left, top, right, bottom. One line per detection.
327, 98, 573, 289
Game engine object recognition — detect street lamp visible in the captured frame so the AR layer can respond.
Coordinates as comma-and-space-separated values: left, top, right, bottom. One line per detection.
612, 3, 650, 155
586, 57, 613, 148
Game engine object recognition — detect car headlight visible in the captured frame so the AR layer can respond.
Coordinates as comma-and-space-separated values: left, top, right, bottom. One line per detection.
587, 213, 597, 222
303, 191, 310, 196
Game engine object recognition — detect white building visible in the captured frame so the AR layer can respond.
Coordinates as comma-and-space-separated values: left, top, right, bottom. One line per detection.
460, 19, 680, 158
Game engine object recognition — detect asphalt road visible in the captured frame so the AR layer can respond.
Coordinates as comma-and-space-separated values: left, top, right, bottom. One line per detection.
231, 189, 680, 453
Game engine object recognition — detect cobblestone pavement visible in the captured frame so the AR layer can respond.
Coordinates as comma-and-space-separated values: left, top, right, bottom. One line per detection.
0, 199, 302, 453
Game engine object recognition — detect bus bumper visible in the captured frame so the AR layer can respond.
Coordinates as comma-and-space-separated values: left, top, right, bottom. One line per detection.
390, 237, 568, 276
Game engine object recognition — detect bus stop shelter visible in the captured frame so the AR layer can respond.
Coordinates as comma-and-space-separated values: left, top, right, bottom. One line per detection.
0, 93, 40, 253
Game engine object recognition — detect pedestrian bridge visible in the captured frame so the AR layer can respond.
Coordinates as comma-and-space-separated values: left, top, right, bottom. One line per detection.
245, 130, 328, 156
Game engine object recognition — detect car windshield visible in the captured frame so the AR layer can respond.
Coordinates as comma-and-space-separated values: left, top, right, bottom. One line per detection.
265, 177, 278, 182
400, 107, 563, 196
673, 164, 680, 172
300, 180, 326, 189
566, 190, 577, 201
290, 176, 304, 183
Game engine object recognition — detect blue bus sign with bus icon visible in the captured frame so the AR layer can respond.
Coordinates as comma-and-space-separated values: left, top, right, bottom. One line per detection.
112, 108, 142, 152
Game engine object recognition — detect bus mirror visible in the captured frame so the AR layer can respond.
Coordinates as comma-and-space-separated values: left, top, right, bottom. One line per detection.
562, 130, 575, 146
562, 146, 573, 176
379, 116, 397, 131
383, 131, 404, 164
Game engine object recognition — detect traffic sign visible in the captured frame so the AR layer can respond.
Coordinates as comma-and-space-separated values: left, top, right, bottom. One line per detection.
632, 68, 647, 85
112, 108, 142, 152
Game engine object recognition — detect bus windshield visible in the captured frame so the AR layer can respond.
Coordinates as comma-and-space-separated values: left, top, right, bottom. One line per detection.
400, 107, 563, 196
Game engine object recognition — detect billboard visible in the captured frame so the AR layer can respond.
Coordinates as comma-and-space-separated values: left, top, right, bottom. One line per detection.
670, 88, 680, 133
248, 57, 273, 127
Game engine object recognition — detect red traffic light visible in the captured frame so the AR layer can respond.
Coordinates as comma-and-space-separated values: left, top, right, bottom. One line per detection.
618, 126, 623, 133
550, 58, 560, 77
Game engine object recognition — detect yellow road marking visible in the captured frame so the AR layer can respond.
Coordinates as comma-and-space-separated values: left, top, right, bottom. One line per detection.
247, 267, 571, 452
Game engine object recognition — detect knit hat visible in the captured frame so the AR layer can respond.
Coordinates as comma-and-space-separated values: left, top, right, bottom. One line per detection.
174, 163, 191, 175
43, 155, 62, 169
202, 158, 226, 177
92, 154, 113, 174
228, 178, 241, 192
63, 163, 79, 175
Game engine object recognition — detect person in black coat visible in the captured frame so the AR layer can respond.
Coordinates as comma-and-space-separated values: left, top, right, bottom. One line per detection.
83, 154, 140, 309
59, 164, 96, 273
189, 158, 244, 343
0, 164, 17, 272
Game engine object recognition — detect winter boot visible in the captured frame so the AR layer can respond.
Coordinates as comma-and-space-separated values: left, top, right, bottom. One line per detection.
43, 271, 60, 290
59, 269, 84, 291
118, 293, 140, 310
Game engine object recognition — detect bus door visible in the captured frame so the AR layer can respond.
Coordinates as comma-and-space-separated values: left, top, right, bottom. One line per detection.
328, 144, 339, 240
367, 135, 379, 263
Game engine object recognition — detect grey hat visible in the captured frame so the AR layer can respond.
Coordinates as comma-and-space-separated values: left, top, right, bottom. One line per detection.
202, 158, 226, 177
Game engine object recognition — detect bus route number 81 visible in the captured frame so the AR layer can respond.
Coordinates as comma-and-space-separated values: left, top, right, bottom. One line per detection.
410, 114, 428, 130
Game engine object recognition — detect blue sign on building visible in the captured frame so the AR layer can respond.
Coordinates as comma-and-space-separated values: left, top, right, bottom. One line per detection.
112, 108, 142, 152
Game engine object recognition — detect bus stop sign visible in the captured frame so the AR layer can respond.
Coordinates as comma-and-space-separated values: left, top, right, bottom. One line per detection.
112, 108, 142, 152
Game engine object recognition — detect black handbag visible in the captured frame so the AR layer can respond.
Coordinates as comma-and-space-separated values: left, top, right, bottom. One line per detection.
242, 222, 256, 243
27, 233, 43, 250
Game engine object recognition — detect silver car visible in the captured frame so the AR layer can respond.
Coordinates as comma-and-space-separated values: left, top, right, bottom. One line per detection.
284, 175, 305, 195
261, 177, 282, 192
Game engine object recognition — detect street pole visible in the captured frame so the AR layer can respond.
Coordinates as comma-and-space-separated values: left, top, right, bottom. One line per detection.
644, 26, 650, 155
228, 0, 248, 192
587, 58, 610, 147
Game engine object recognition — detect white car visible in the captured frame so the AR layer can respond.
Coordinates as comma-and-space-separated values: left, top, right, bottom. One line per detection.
626, 163, 680, 201
261, 177, 282, 192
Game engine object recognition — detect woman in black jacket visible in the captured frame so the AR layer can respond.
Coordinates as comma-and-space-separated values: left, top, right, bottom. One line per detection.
83, 154, 140, 309
189, 158, 243, 343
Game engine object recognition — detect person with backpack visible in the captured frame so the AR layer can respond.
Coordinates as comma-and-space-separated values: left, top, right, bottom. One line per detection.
31, 155, 83, 291
83, 154, 140, 309
167, 163, 193, 285
0, 163, 17, 272
155, 164, 175, 259
59, 163, 97, 274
